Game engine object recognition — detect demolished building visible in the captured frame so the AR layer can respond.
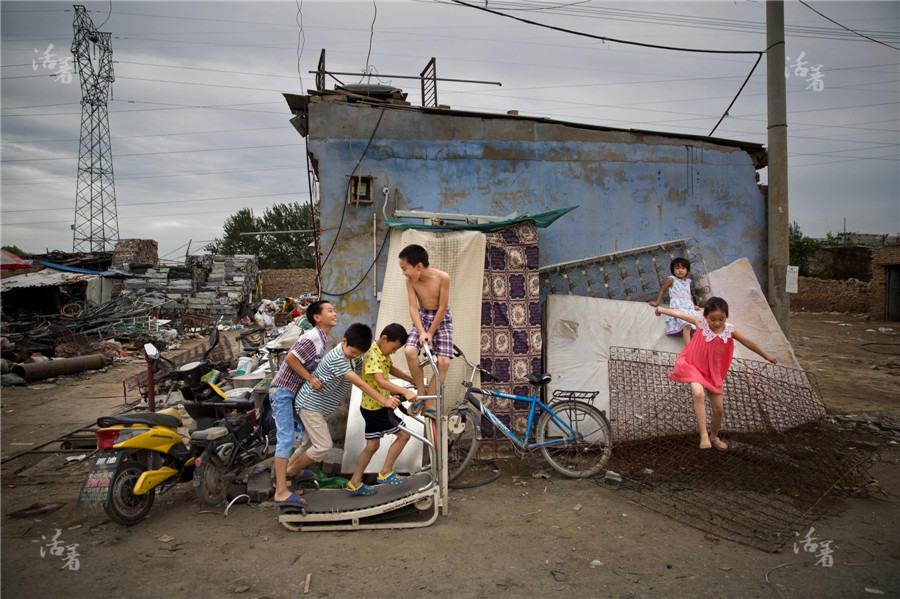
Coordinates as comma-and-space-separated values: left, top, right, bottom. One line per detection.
283, 85, 768, 331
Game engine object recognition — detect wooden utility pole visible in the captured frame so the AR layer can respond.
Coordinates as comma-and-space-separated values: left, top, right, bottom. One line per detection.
767, 0, 790, 336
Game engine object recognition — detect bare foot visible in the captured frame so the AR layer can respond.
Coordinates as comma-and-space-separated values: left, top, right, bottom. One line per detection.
699, 438, 712, 450
711, 437, 728, 451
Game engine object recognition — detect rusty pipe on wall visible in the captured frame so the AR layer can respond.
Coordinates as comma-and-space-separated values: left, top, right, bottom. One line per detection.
12, 354, 107, 382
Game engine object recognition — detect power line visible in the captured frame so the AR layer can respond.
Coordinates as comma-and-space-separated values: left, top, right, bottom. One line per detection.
4, 206, 280, 226
2, 164, 302, 186
1, 192, 307, 214
799, 0, 900, 51
3, 124, 286, 144
448, 0, 763, 55
296, 0, 306, 90
466, 1, 900, 43
1, 143, 300, 163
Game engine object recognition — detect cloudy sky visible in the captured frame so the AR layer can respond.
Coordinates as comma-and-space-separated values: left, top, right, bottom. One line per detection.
2, 0, 898, 262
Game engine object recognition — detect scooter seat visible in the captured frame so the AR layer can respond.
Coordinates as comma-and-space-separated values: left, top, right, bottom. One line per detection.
191, 426, 228, 441
97, 412, 181, 428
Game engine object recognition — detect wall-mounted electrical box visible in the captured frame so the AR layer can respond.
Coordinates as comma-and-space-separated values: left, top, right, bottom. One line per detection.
348, 175, 374, 204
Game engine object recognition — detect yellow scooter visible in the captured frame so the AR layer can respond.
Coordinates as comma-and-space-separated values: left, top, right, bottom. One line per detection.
79, 407, 196, 525
79, 332, 232, 525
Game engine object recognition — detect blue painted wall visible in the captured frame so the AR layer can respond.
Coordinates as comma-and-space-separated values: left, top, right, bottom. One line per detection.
302, 100, 766, 331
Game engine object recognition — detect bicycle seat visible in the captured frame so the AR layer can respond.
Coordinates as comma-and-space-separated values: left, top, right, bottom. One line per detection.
524, 373, 552, 387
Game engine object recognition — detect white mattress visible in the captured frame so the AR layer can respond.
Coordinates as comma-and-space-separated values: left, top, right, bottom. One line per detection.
545, 257, 802, 412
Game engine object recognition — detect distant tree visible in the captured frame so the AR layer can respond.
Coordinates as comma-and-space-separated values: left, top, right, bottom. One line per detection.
205, 203, 317, 269
789, 221, 821, 277
1, 245, 28, 258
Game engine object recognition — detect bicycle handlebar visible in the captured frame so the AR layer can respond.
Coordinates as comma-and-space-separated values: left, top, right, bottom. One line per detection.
452, 344, 497, 382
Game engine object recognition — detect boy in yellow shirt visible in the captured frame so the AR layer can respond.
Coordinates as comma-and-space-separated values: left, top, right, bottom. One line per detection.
346, 324, 418, 495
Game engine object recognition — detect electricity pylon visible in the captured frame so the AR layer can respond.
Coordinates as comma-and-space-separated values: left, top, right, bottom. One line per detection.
71, 5, 118, 252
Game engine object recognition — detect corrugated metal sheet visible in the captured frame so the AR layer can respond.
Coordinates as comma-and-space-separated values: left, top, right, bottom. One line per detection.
1, 269, 98, 291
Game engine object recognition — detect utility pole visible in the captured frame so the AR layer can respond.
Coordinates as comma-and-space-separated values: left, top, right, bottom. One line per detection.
767, 1, 790, 336
71, 5, 118, 252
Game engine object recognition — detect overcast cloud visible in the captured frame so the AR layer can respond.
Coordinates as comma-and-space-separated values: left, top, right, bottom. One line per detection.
2, 0, 898, 262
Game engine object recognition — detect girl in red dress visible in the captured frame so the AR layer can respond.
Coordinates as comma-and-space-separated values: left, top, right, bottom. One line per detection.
654, 297, 777, 450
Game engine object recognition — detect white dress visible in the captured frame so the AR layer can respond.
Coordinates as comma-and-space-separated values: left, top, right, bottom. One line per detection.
665, 276, 701, 336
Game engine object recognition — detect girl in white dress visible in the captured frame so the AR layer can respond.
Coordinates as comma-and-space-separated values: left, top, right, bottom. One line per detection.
649, 257, 702, 346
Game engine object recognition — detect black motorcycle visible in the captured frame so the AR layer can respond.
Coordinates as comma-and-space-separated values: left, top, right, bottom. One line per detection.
190, 391, 276, 505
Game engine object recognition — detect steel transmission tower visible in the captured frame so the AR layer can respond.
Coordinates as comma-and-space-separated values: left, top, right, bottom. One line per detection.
71, 5, 118, 252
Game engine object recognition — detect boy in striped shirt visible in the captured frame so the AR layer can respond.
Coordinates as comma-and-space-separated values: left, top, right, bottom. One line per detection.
286, 323, 397, 486
270, 300, 336, 507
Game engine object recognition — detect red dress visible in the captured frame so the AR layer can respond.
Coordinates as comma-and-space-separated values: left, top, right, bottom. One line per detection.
668, 317, 735, 395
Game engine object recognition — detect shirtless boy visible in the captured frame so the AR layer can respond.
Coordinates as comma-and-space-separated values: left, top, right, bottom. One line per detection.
399, 244, 452, 416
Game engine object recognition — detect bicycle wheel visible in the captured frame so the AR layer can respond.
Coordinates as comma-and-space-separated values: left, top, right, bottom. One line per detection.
447, 408, 480, 483
537, 401, 611, 478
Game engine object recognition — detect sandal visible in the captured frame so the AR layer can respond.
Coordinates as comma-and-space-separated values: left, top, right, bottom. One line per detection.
274, 492, 307, 508
711, 438, 728, 451
376, 471, 406, 485
346, 481, 377, 496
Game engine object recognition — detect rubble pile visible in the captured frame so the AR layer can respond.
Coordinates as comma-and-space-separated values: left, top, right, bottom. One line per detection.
122, 255, 259, 322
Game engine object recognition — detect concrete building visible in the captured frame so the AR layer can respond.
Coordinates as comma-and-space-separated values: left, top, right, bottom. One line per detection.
870, 245, 900, 321
283, 88, 768, 330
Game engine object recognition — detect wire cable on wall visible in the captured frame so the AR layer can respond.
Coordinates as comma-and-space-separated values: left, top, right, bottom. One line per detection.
322, 230, 390, 297
319, 104, 387, 269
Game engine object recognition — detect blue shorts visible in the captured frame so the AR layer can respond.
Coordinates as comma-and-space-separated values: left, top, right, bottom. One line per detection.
270, 386, 306, 459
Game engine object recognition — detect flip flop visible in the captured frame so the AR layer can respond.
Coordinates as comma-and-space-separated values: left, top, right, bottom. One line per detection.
274, 492, 307, 508
424, 409, 438, 419
289, 469, 317, 485
409, 400, 424, 415
711, 438, 728, 451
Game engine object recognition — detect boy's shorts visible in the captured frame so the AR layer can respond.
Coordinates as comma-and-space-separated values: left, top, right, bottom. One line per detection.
361, 406, 404, 439
406, 307, 453, 357
270, 386, 305, 459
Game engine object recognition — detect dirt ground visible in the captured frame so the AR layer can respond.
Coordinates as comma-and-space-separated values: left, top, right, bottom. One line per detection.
2, 311, 899, 599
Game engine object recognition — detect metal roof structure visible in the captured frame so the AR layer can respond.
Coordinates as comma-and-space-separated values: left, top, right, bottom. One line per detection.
1, 269, 98, 292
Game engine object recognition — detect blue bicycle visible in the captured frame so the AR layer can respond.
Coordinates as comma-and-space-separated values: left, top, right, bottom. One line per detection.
447, 345, 612, 481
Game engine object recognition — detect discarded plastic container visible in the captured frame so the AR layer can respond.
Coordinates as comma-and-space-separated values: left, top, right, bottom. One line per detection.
235, 356, 259, 376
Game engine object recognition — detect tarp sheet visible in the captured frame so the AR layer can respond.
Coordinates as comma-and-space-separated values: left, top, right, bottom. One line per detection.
545, 258, 801, 413
1, 250, 31, 271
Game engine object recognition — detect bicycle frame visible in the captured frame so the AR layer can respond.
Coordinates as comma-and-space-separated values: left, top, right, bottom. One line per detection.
461, 387, 582, 453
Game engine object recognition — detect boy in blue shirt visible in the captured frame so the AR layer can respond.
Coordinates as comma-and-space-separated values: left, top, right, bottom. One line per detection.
285, 324, 399, 490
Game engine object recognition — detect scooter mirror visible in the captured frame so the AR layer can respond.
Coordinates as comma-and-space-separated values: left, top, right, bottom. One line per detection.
203, 328, 220, 360
144, 343, 160, 360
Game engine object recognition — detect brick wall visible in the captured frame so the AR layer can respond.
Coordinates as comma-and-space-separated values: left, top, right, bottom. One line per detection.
261, 268, 318, 299
790, 276, 870, 313
869, 245, 900, 320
